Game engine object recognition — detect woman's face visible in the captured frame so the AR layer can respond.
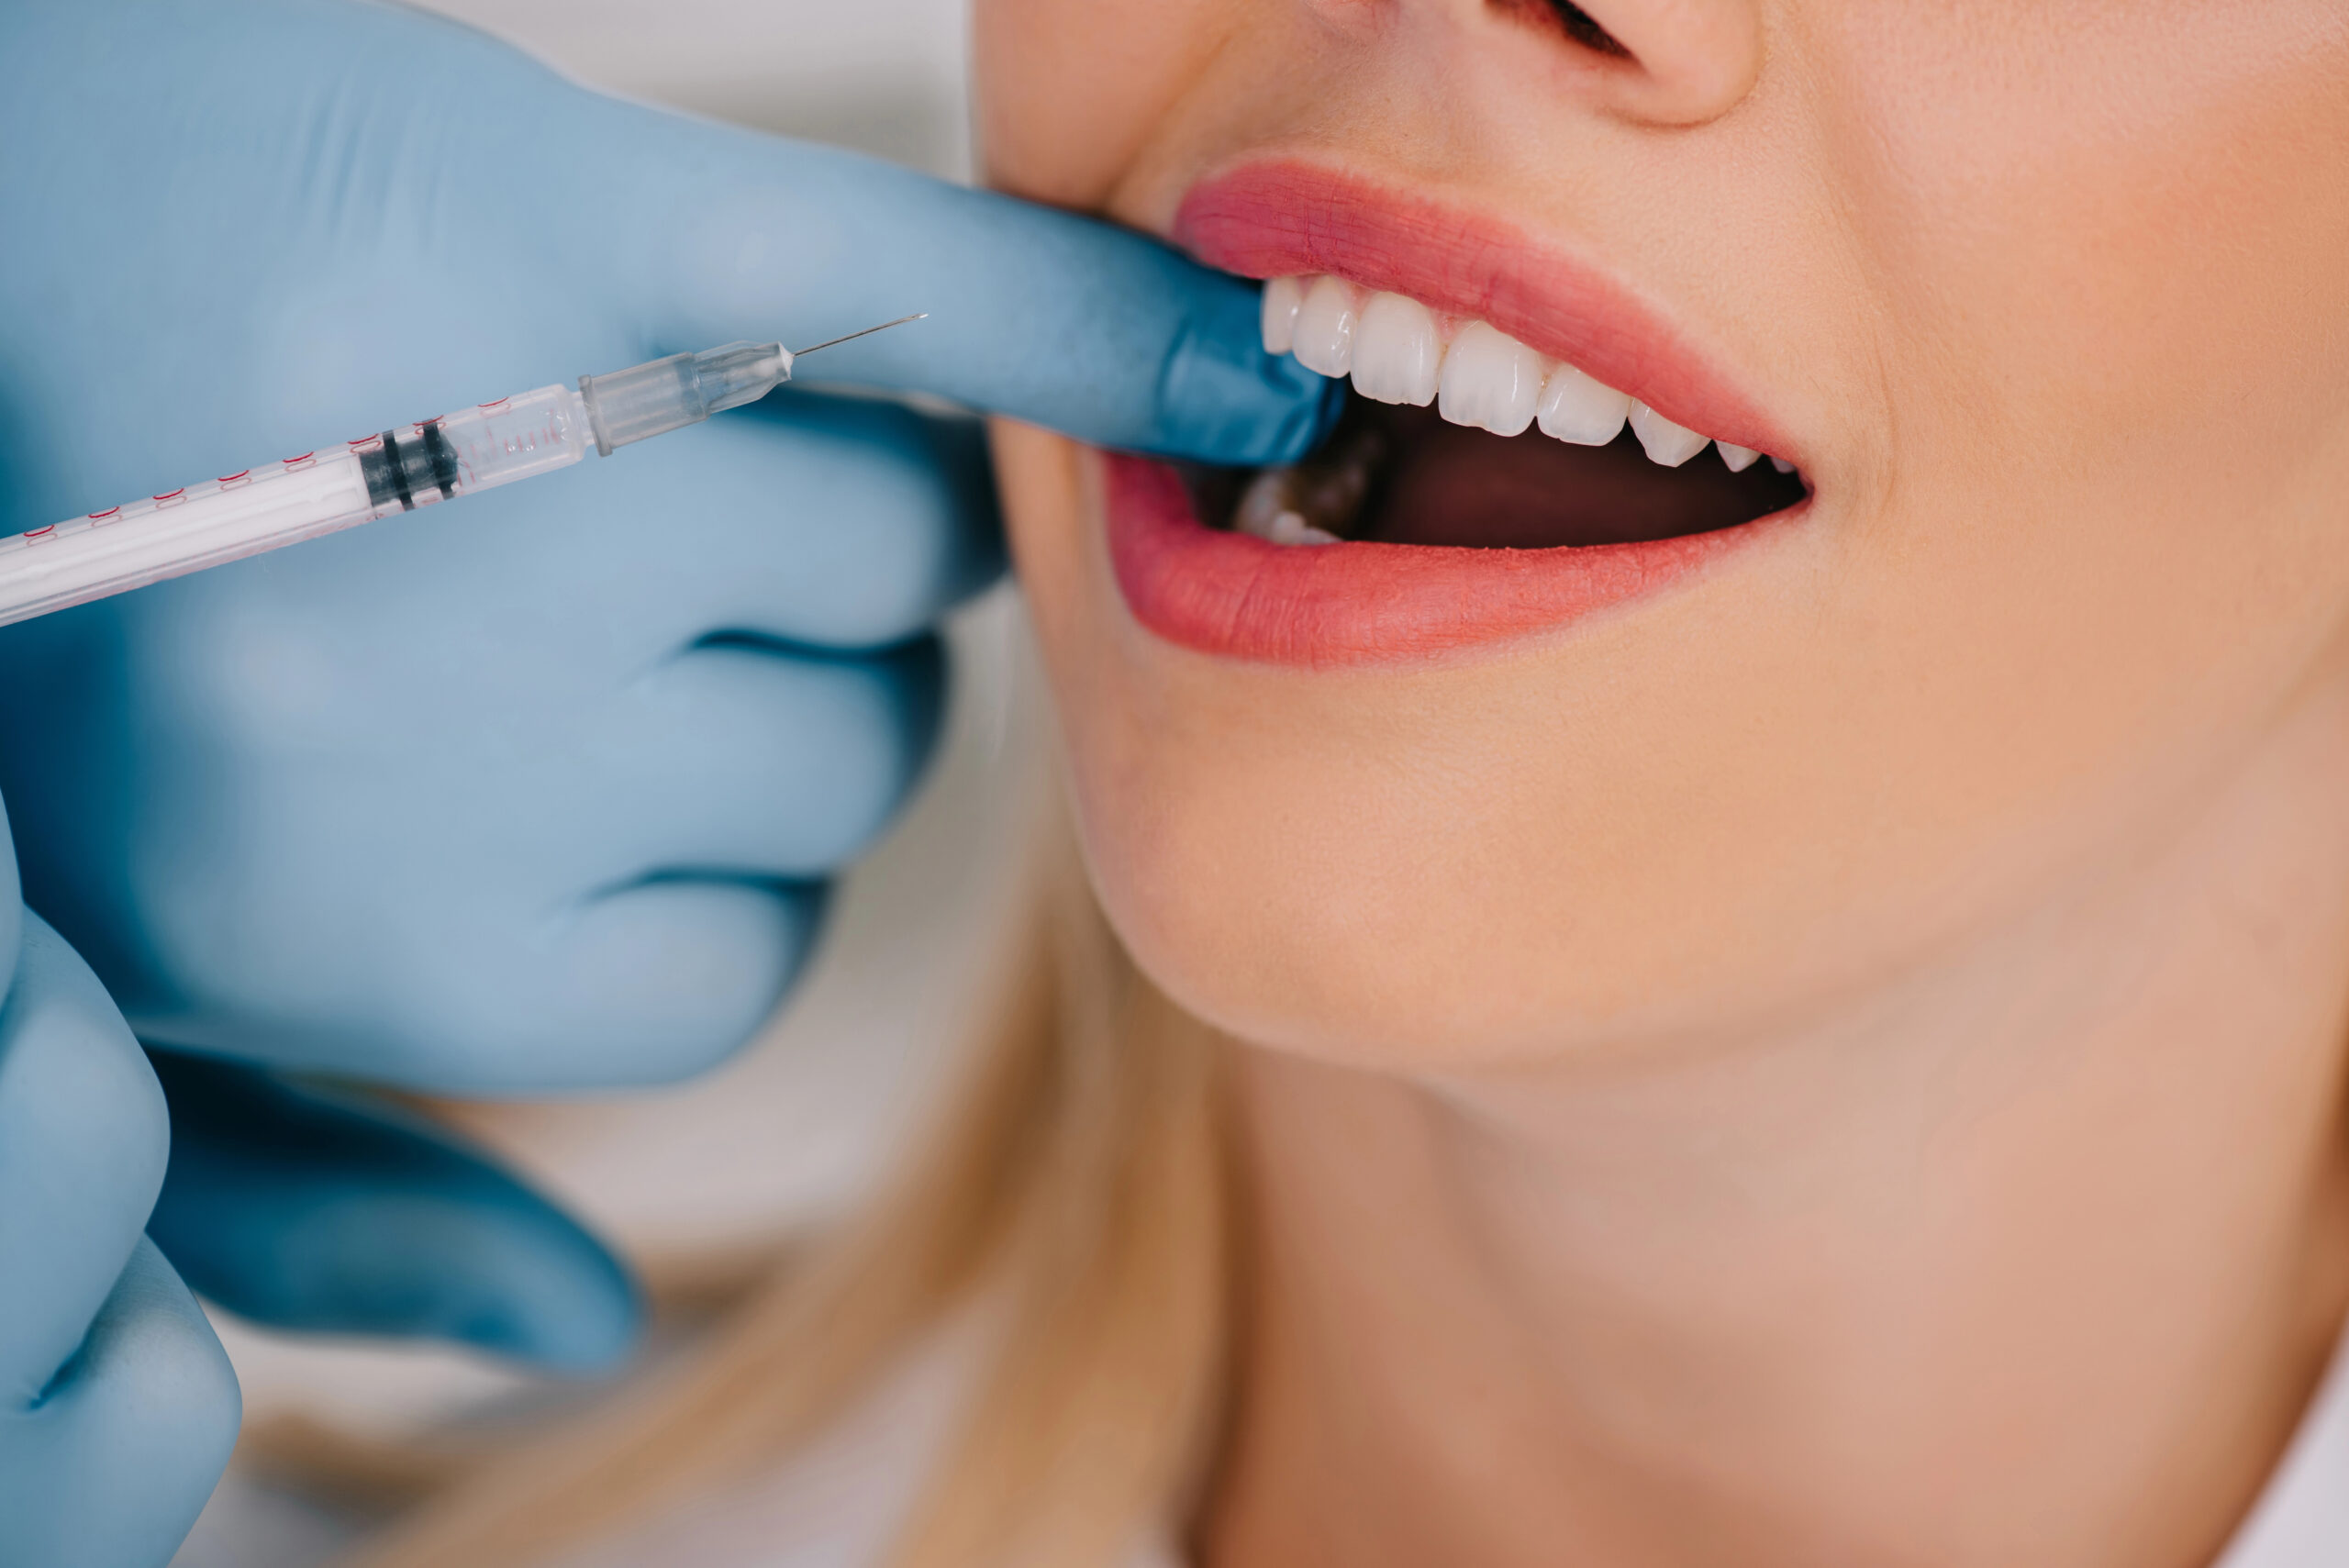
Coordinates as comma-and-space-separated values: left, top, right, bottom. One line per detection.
974, 0, 2349, 1070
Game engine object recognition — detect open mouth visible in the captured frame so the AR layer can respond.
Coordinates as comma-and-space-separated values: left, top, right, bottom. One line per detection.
1104, 161, 1812, 667
1192, 273, 1806, 551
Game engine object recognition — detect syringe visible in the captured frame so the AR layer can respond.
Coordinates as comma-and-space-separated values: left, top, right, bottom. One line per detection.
0, 315, 925, 628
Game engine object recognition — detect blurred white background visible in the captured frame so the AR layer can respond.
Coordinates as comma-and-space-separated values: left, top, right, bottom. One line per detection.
172, 4, 1039, 1562
425, 0, 976, 175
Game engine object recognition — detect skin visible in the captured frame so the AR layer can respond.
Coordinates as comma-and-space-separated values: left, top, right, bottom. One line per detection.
972, 2, 2349, 1564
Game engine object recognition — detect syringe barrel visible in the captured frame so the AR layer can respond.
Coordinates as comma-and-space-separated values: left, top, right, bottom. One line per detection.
577, 341, 792, 456
434, 384, 596, 492
0, 450, 388, 626
0, 334, 807, 628
0, 384, 593, 628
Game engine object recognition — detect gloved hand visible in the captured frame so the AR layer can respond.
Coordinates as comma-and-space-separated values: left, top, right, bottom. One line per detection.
0, 813, 242, 1568
0, 0, 1332, 1375
0, 0, 1329, 1095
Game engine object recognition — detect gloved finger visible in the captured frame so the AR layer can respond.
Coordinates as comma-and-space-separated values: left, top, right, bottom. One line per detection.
165, 879, 832, 1097
558, 635, 946, 883
507, 878, 830, 1093
0, 1236, 240, 1568
551, 95, 1342, 467
0, 914, 171, 1407
0, 591, 853, 1095
412, 391, 1005, 659
146, 1051, 639, 1373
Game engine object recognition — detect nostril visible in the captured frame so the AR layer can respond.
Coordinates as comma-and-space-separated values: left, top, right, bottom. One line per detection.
1546, 1, 1630, 57
1503, 0, 1764, 128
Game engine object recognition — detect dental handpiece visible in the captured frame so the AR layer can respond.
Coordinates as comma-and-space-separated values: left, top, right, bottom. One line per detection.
0, 316, 925, 629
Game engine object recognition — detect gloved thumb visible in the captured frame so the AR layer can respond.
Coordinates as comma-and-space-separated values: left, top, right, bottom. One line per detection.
146, 1051, 641, 1375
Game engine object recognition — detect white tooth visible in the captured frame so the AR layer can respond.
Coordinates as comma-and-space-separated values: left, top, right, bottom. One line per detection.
1268, 511, 1341, 547
1436, 321, 1546, 436
1235, 473, 1342, 547
1535, 361, 1633, 446
1290, 276, 1360, 378
1234, 471, 1296, 540
1261, 276, 1304, 356
1717, 441, 1761, 473
1629, 402, 1710, 467
1350, 292, 1443, 406
1771, 456, 1798, 475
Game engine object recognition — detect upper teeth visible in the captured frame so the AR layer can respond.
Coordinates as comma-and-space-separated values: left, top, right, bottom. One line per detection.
1261, 274, 1783, 473
1439, 322, 1546, 437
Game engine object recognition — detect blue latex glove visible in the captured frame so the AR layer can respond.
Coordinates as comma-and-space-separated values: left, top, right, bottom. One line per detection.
0, 0, 1330, 1096
0, 812, 243, 1567
0, 0, 1331, 1377
144, 1048, 641, 1372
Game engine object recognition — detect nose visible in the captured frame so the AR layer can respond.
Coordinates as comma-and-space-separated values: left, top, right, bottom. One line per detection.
1531, 0, 1764, 126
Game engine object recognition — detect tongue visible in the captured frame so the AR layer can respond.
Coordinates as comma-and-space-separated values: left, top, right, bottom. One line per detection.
1354, 404, 1804, 550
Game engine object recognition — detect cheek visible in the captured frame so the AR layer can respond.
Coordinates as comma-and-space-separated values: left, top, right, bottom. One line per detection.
973, 0, 1235, 203
1816, 3, 2349, 503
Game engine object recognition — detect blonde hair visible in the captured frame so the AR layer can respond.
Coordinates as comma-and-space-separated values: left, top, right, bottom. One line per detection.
346, 842, 1235, 1568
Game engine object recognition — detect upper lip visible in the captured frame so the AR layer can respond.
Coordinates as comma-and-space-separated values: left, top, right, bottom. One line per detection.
1174, 158, 1792, 464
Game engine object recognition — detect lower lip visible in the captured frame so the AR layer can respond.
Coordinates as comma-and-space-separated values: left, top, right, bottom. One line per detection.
1104, 453, 1795, 667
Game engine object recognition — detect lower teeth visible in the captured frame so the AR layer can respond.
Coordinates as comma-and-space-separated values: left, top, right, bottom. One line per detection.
1230, 416, 1388, 544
